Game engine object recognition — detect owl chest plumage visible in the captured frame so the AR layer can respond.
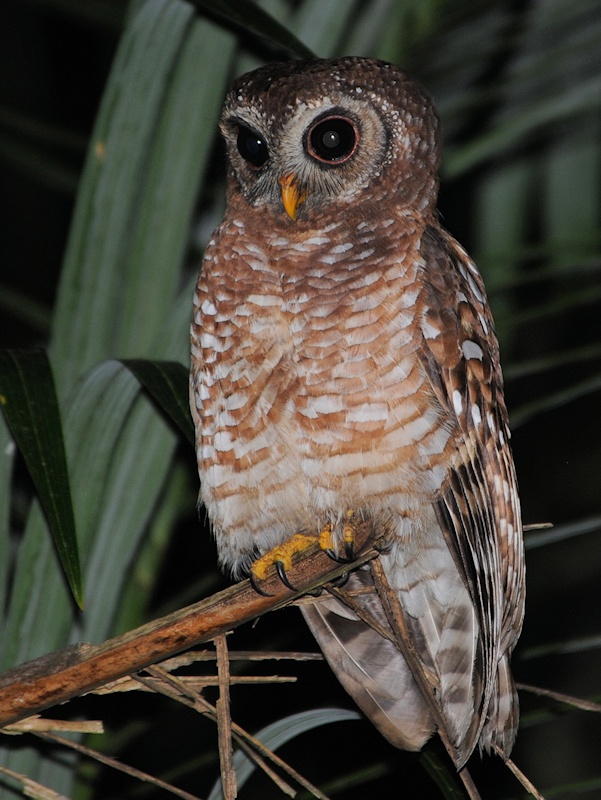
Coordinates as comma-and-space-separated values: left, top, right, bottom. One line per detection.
191, 211, 454, 568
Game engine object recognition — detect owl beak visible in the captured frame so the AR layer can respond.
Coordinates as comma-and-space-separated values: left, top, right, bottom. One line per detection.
279, 173, 306, 220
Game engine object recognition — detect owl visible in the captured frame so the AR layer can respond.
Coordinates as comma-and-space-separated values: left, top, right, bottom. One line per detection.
190, 57, 525, 767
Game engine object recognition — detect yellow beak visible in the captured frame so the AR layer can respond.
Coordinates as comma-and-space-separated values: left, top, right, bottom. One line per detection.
279, 173, 307, 220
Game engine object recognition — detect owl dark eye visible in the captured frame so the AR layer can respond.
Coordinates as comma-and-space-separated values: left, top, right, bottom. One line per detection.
236, 125, 269, 168
307, 115, 359, 164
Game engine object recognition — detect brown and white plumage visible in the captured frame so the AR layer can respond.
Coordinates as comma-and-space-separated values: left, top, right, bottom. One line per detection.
190, 57, 524, 765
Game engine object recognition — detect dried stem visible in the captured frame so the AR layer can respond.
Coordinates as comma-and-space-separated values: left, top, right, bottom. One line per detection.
215, 634, 237, 800
517, 682, 601, 713
139, 664, 330, 799
369, 558, 483, 800
491, 744, 546, 799
33, 731, 202, 800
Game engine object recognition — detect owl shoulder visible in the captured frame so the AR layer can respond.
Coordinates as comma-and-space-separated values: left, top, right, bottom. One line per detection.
415, 223, 506, 430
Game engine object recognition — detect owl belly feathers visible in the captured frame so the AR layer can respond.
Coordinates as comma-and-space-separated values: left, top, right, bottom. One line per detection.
192, 211, 448, 570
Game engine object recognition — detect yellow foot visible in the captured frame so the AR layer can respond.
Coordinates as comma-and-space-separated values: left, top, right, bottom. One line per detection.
342, 509, 357, 559
318, 522, 334, 552
251, 533, 318, 583
318, 511, 357, 561
250, 512, 358, 594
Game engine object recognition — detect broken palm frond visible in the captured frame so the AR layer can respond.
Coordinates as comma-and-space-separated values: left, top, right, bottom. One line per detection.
2, 717, 103, 735
0, 765, 70, 800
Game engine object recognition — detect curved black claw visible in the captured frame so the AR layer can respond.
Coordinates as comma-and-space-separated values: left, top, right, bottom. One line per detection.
343, 539, 355, 561
323, 542, 355, 564
324, 548, 352, 564
249, 571, 276, 597
276, 560, 299, 591
329, 571, 349, 588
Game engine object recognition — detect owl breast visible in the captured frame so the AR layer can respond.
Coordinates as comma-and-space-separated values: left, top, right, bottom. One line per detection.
191, 209, 453, 574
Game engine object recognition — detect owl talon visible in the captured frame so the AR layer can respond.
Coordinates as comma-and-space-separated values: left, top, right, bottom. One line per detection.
324, 548, 347, 564
318, 512, 357, 562
276, 559, 298, 591
329, 571, 349, 588
249, 533, 319, 595
249, 571, 276, 597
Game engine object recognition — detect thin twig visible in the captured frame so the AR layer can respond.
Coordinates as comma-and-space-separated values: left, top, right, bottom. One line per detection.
158, 650, 324, 668
139, 665, 330, 799
325, 584, 397, 643
456, 768, 484, 800
517, 682, 601, 713
93, 674, 296, 694
368, 559, 483, 800
33, 731, 203, 800
234, 737, 297, 797
491, 744, 546, 799
215, 635, 237, 800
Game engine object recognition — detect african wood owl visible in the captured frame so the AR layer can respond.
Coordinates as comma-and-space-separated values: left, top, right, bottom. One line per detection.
190, 57, 525, 766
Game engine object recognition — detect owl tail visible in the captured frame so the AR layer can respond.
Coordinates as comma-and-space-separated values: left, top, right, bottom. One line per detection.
479, 654, 519, 758
300, 569, 436, 752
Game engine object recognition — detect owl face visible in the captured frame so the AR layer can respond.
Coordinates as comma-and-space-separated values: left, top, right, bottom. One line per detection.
219, 57, 440, 221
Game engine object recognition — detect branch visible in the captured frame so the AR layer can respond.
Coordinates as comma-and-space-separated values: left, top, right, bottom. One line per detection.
215, 634, 237, 799
0, 522, 379, 728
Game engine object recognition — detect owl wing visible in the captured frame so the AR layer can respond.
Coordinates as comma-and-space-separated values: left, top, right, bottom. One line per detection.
304, 225, 523, 764
301, 569, 436, 751
417, 224, 525, 758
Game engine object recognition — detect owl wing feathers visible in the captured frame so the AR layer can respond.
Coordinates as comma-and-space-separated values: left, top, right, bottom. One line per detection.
299, 226, 522, 765
418, 225, 524, 756
301, 570, 436, 751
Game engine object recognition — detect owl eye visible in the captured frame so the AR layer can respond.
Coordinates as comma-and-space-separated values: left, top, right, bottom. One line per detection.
236, 125, 269, 168
307, 116, 359, 164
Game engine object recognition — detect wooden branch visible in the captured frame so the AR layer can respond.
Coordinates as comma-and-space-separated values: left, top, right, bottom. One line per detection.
0, 522, 379, 728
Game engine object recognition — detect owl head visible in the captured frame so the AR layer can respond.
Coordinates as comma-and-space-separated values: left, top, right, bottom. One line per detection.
219, 57, 440, 223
